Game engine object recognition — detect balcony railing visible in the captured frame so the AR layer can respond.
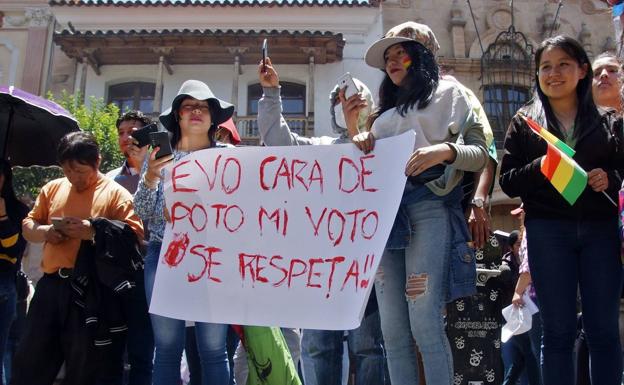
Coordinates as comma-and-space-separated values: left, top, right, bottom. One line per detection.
236, 115, 313, 145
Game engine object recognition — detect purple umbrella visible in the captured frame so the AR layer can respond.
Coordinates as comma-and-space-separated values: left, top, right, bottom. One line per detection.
0, 85, 80, 167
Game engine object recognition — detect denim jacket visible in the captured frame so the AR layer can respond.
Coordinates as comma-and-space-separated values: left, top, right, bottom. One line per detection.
386, 166, 476, 302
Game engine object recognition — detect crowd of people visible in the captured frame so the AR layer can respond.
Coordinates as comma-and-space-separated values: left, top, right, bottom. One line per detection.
0, 18, 622, 385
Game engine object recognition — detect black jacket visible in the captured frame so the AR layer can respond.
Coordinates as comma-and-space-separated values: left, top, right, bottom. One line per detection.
72, 218, 143, 346
0, 205, 28, 275
500, 110, 623, 221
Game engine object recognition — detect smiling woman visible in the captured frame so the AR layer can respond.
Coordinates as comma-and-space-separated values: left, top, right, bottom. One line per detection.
499, 36, 624, 385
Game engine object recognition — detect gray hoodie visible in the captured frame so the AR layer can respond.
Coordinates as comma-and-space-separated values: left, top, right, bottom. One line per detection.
257, 80, 374, 146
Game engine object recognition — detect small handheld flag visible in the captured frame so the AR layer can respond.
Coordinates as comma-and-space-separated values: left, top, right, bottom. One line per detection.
520, 114, 576, 158
541, 142, 587, 205
520, 114, 617, 207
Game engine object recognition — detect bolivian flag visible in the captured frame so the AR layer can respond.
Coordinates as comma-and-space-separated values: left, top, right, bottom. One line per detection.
520, 114, 576, 158
541, 142, 587, 205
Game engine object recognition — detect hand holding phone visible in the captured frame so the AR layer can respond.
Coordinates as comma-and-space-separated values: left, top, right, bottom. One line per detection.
338, 72, 359, 99
131, 123, 158, 148
262, 39, 268, 73
46, 218, 68, 244
51, 217, 68, 231
149, 131, 173, 160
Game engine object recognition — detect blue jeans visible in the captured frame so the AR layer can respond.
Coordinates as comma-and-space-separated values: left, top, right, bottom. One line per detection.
301, 310, 386, 385
528, 311, 542, 369
145, 241, 229, 385
375, 200, 453, 385
502, 331, 541, 385
526, 218, 622, 385
0, 280, 15, 385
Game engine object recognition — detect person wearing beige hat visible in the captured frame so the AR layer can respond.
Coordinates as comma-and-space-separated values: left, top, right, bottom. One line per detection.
346, 21, 488, 385
133, 79, 235, 385
364, 21, 499, 249
371, 22, 499, 249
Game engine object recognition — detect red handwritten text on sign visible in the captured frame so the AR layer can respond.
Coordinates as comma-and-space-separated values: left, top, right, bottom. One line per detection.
151, 131, 414, 329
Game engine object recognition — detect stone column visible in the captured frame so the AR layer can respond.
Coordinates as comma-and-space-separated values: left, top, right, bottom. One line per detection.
450, 0, 467, 58
307, 55, 315, 118
79, 58, 88, 103
154, 56, 165, 114
301, 48, 318, 136
150, 47, 174, 114
226, 47, 248, 117
232, 54, 240, 117
73, 61, 83, 96
21, 7, 53, 95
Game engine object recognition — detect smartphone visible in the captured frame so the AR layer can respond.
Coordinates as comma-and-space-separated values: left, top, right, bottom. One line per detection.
338, 72, 359, 99
149, 131, 173, 160
262, 38, 268, 73
51, 217, 68, 231
131, 123, 158, 148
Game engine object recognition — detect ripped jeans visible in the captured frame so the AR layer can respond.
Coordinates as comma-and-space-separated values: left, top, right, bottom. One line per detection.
375, 199, 453, 385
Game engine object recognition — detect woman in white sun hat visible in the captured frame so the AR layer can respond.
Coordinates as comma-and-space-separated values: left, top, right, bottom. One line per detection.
347, 21, 488, 385
133, 79, 235, 385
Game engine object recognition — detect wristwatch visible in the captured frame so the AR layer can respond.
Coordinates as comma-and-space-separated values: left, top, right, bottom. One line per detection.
471, 197, 485, 208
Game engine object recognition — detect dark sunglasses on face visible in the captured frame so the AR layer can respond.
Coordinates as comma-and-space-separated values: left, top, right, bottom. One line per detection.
180, 104, 210, 114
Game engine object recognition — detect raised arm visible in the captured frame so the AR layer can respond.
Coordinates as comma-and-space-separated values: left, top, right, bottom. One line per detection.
257, 58, 321, 146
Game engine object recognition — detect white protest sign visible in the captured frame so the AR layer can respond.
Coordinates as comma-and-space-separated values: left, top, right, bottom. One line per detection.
150, 131, 414, 330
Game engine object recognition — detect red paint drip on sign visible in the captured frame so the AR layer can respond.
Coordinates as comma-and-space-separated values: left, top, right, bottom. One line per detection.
163, 232, 190, 267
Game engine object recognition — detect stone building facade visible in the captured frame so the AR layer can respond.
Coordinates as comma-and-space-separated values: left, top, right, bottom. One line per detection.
0, 0, 616, 231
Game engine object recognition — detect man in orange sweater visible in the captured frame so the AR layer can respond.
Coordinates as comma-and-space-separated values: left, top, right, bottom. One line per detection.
12, 132, 143, 385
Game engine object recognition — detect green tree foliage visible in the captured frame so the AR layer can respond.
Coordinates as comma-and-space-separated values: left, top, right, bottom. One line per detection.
13, 92, 122, 201
13, 166, 64, 203
51, 91, 123, 172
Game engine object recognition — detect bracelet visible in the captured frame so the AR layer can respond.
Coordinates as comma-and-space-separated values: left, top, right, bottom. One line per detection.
143, 175, 160, 189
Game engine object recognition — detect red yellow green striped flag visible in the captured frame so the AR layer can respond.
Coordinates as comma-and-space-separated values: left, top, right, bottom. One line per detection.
541, 142, 587, 205
520, 114, 576, 158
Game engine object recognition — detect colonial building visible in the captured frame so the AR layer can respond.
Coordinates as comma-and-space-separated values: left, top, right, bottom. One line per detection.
0, 0, 616, 231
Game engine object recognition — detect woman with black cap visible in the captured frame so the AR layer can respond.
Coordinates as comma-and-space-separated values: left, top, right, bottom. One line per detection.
133, 80, 235, 385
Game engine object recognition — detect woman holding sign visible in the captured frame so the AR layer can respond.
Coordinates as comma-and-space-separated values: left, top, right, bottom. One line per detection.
500, 36, 623, 385
133, 80, 235, 385
349, 22, 488, 385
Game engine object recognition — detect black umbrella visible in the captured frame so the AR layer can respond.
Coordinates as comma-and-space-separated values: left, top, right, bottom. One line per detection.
0, 85, 80, 167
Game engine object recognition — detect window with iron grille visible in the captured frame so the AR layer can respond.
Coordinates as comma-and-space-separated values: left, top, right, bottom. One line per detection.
481, 26, 534, 151
483, 84, 530, 148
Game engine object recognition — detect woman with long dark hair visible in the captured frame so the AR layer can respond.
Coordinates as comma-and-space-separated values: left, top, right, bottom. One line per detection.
349, 22, 488, 385
500, 35, 623, 385
133, 80, 235, 385
0, 159, 28, 385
